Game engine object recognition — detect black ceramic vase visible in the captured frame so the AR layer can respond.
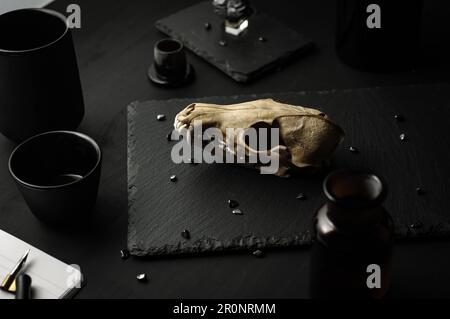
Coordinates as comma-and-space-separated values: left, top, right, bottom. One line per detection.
0, 9, 84, 143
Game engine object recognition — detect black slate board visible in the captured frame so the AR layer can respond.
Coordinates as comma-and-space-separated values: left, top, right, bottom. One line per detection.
128, 84, 450, 257
155, 1, 314, 83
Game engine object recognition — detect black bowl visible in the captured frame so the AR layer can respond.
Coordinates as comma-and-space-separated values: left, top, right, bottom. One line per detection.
9, 131, 102, 226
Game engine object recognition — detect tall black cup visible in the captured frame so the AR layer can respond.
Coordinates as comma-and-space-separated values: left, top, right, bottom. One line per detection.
336, 0, 423, 71
0, 9, 84, 143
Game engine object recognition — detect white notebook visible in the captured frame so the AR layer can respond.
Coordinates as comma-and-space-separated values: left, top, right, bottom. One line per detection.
0, 0, 55, 15
0, 230, 83, 299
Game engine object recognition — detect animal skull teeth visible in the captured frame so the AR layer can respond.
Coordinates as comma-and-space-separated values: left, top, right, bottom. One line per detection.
174, 99, 345, 177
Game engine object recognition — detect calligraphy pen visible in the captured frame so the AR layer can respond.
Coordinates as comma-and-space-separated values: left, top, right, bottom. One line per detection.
0, 250, 32, 299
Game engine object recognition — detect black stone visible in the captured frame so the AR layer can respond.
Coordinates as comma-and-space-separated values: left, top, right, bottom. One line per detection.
157, 114, 166, 121
136, 273, 148, 282
349, 146, 359, 154
232, 209, 243, 216
228, 200, 239, 209
296, 193, 307, 201
253, 250, 265, 258
204, 22, 211, 30
213, 0, 252, 21
400, 133, 407, 141
170, 175, 177, 182
167, 132, 173, 141
219, 40, 227, 47
182, 229, 191, 240
120, 249, 130, 260
410, 221, 424, 230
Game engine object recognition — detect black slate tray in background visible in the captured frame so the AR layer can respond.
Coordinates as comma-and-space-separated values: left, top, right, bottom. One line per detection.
155, 1, 314, 83
128, 84, 450, 257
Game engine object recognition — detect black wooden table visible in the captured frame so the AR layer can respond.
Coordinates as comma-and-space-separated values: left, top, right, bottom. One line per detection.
0, 0, 449, 298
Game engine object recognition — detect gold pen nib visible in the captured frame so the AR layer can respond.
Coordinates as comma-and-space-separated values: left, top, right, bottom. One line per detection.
1, 249, 30, 293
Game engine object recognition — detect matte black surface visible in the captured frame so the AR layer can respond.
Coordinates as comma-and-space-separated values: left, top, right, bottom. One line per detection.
156, 1, 314, 82
336, 0, 424, 71
128, 85, 450, 256
0, 0, 449, 299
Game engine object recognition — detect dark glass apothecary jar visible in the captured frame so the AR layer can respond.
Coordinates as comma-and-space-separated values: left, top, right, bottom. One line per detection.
310, 170, 394, 299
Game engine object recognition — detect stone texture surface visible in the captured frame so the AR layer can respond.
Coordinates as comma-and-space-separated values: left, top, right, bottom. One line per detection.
128, 84, 450, 256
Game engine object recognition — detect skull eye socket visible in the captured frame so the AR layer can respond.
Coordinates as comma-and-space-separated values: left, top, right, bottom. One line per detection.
243, 122, 286, 152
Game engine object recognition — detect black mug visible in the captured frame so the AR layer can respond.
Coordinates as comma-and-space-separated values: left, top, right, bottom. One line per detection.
0, 9, 84, 143
336, 0, 423, 71
9, 131, 102, 226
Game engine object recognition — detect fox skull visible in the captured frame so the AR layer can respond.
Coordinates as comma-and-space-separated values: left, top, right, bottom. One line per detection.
174, 99, 345, 177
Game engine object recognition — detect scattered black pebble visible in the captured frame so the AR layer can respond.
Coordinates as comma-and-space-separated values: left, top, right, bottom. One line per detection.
253, 250, 265, 258
395, 114, 405, 122
182, 229, 191, 240
170, 175, 177, 182
258, 36, 267, 42
157, 114, 166, 121
410, 221, 424, 230
167, 132, 174, 141
120, 249, 130, 260
416, 187, 426, 195
228, 200, 239, 209
349, 146, 359, 154
232, 209, 243, 216
296, 193, 307, 201
204, 22, 211, 30
136, 273, 148, 282
400, 133, 408, 142
219, 40, 227, 47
